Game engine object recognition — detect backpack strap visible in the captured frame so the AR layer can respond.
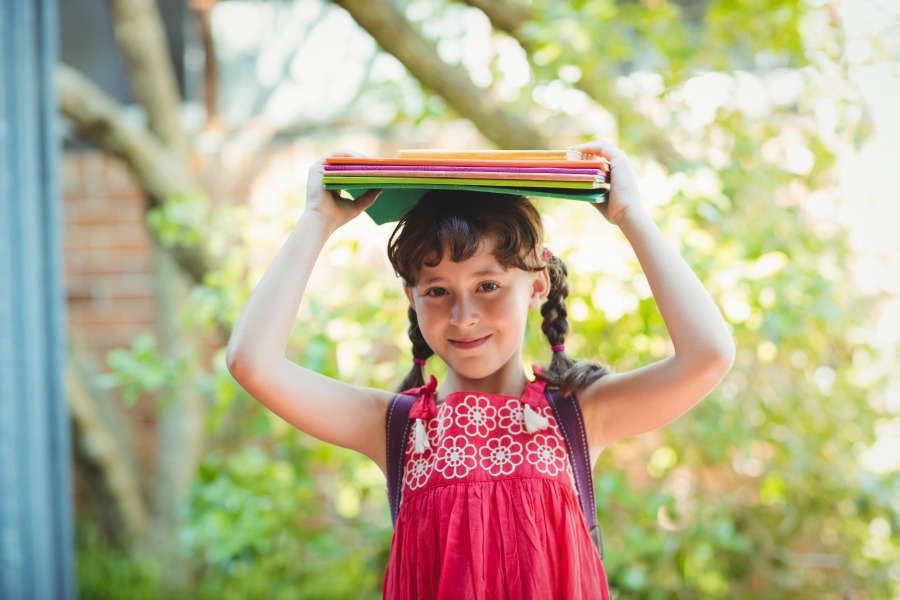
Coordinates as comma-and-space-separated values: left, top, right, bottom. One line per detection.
545, 387, 604, 558
385, 392, 417, 526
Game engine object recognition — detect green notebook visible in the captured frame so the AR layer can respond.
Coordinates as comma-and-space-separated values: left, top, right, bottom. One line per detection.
325, 182, 609, 225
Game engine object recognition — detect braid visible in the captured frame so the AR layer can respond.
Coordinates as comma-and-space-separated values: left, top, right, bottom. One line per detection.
397, 306, 434, 392
541, 256, 610, 397
541, 256, 575, 381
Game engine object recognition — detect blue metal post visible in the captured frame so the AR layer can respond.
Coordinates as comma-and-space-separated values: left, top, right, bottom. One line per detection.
0, 0, 75, 597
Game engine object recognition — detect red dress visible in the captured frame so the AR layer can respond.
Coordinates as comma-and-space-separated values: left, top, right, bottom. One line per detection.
383, 374, 611, 599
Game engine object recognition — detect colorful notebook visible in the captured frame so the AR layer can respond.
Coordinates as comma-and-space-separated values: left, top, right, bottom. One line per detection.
322, 150, 610, 224
333, 184, 608, 225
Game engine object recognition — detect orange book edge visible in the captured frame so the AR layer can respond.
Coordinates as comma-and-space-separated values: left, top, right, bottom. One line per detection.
326, 156, 609, 171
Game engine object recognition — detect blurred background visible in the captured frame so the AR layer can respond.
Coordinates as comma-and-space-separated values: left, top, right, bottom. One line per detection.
53, 0, 899, 597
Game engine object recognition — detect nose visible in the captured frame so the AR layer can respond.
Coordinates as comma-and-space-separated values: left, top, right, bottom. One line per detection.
449, 295, 478, 327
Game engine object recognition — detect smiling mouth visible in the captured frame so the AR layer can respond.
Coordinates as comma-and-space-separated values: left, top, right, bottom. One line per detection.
448, 335, 490, 350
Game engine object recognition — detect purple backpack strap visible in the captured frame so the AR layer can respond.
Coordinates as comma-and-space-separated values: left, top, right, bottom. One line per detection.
385, 392, 416, 526
545, 387, 604, 558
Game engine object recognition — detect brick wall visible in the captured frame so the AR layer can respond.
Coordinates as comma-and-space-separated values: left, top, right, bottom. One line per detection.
63, 150, 160, 486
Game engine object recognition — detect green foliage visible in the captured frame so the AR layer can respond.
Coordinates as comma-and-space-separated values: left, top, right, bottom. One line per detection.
180, 446, 390, 600
103, 333, 189, 407
147, 191, 211, 248
76, 523, 161, 599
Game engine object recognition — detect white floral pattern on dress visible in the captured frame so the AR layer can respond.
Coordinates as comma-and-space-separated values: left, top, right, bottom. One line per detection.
405, 454, 433, 490
478, 434, 524, 476
525, 434, 568, 476
455, 395, 497, 437
428, 403, 455, 447
497, 399, 525, 435
538, 405, 559, 430
435, 435, 478, 479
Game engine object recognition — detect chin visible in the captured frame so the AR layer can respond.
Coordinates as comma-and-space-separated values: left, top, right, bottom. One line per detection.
448, 358, 515, 384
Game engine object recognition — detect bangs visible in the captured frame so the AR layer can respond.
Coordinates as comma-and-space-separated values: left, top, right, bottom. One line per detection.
387, 191, 544, 286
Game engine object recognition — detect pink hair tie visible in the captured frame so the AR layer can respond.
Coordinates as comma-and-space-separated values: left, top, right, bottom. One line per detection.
542, 248, 554, 262
551, 345, 565, 352
413, 358, 427, 365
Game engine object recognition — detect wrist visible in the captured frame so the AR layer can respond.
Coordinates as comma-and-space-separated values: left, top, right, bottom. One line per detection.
299, 209, 341, 236
614, 204, 650, 231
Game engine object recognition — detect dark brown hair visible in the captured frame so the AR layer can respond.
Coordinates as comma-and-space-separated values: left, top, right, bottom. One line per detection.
387, 190, 609, 396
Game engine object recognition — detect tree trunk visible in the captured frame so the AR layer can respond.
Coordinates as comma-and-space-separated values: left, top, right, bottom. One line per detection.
108, 0, 190, 158
145, 242, 209, 589
60, 0, 214, 574
68, 340, 149, 547
333, 0, 549, 150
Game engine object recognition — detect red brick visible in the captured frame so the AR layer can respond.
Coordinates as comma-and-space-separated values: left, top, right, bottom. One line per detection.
61, 154, 83, 196
102, 156, 141, 196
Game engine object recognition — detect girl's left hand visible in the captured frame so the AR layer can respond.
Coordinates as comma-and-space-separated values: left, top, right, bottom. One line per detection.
568, 140, 642, 226
305, 149, 381, 230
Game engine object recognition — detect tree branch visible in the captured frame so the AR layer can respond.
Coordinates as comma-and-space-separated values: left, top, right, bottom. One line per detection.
57, 64, 212, 283
332, 0, 549, 150
457, 0, 687, 169
457, 0, 531, 44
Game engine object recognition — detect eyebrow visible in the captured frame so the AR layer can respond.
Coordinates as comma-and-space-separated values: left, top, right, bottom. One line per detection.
420, 269, 504, 286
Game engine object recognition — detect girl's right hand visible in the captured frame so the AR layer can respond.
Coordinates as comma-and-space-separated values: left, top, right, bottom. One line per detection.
305, 150, 381, 230
568, 140, 642, 227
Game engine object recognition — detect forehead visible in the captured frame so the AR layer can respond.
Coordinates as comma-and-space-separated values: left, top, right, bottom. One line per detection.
416, 237, 506, 281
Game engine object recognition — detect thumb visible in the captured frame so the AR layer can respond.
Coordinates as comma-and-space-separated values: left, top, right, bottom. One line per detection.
353, 188, 382, 213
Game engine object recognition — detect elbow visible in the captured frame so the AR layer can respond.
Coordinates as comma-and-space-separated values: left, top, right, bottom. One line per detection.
720, 334, 737, 370
225, 340, 258, 385
700, 337, 736, 383
225, 333, 286, 389
225, 343, 240, 375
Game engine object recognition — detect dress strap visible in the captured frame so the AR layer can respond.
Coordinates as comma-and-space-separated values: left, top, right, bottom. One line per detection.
521, 376, 548, 409
405, 375, 438, 420
521, 369, 550, 433
404, 375, 438, 454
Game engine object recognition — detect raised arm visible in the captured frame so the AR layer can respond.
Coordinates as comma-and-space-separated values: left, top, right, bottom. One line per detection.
571, 141, 735, 452
225, 152, 392, 470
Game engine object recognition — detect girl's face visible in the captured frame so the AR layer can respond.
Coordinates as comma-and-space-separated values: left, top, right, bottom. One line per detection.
405, 236, 550, 393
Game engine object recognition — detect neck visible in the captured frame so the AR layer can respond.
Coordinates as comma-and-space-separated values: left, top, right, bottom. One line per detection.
439, 361, 531, 399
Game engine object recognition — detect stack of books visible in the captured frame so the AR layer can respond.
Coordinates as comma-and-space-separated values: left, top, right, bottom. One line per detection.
322, 149, 610, 224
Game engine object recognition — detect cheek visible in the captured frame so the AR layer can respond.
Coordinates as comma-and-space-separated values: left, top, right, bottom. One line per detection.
413, 301, 444, 335
483, 292, 530, 323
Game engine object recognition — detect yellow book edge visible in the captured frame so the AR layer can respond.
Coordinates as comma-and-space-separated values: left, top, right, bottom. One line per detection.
396, 149, 588, 161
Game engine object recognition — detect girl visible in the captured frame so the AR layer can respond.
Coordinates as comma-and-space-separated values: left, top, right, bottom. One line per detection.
226, 140, 735, 598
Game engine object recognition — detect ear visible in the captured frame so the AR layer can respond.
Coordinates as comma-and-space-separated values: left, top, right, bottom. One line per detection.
529, 269, 551, 310
404, 285, 415, 308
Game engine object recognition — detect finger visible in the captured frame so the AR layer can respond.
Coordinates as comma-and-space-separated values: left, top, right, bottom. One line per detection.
569, 140, 626, 162
312, 149, 371, 168
353, 188, 382, 213
326, 148, 370, 159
